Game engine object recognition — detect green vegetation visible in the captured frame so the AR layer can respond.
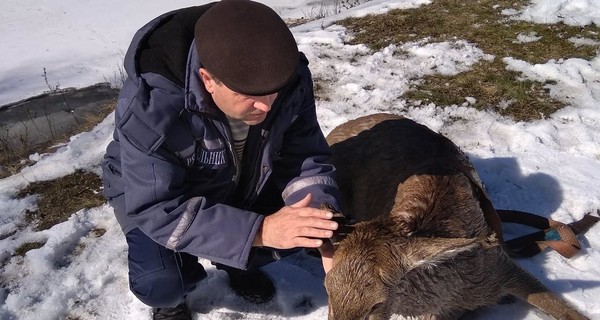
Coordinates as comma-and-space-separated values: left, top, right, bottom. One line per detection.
338, 0, 600, 120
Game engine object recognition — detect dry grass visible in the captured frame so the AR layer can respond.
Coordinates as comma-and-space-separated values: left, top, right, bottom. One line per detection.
16, 169, 105, 231
14, 241, 46, 257
338, 0, 600, 121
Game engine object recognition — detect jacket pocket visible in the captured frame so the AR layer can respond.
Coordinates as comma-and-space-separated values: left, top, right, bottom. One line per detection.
101, 160, 124, 200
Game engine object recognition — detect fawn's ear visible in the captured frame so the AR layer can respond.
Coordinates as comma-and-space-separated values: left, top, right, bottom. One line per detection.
320, 203, 355, 247
402, 236, 496, 271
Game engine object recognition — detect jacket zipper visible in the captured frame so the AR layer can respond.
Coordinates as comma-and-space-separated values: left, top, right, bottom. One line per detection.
241, 75, 301, 207
241, 128, 270, 207
209, 117, 241, 188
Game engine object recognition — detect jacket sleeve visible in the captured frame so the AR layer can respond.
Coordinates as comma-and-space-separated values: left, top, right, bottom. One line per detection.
274, 66, 343, 212
116, 75, 263, 269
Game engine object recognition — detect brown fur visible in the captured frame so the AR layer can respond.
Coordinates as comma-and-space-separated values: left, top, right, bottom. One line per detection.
324, 113, 588, 320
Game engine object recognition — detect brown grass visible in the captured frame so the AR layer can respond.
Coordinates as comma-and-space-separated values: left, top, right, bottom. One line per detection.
16, 169, 106, 231
14, 241, 46, 257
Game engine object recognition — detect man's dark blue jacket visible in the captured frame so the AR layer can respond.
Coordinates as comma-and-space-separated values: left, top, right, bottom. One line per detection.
102, 4, 341, 269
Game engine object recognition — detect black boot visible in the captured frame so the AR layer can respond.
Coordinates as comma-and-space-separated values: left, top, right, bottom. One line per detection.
152, 303, 191, 320
225, 268, 276, 304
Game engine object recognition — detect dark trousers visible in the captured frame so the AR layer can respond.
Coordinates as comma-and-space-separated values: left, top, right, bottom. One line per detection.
125, 179, 285, 308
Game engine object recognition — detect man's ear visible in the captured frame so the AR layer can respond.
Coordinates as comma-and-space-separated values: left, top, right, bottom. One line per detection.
199, 68, 214, 94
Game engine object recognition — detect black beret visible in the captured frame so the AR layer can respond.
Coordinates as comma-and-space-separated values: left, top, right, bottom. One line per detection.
194, 0, 299, 96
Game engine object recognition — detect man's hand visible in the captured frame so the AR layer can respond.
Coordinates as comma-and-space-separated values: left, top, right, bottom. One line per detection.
253, 194, 338, 249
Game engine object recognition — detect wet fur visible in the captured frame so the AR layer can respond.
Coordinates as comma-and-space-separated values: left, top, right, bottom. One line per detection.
324, 113, 588, 320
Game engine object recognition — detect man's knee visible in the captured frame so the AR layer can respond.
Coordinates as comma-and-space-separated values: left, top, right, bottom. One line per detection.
130, 269, 187, 307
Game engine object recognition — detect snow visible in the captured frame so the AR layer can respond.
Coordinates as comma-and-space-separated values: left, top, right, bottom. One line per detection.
1, 0, 599, 319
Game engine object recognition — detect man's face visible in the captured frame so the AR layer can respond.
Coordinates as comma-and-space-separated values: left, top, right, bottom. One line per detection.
199, 68, 278, 125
